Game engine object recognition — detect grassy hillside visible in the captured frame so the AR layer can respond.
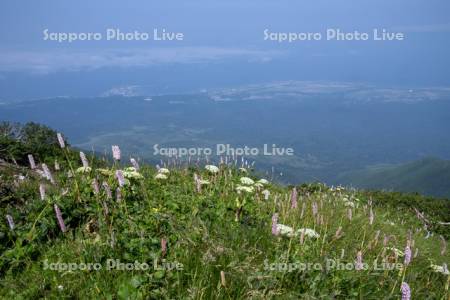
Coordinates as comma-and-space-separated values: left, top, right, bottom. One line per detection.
338, 157, 450, 198
0, 131, 449, 298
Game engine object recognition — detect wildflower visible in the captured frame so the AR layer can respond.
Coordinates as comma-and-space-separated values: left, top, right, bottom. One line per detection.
299, 229, 305, 244
404, 245, 412, 265
290, 187, 298, 209
400, 282, 411, 300
312, 202, 318, 216
97, 168, 113, 176
111, 145, 121, 160
205, 165, 219, 174
158, 168, 170, 174
236, 185, 254, 194
254, 182, 264, 189
123, 169, 144, 180
194, 174, 201, 193
102, 182, 112, 199
76, 166, 92, 173
343, 200, 355, 208
39, 184, 46, 200
355, 251, 364, 271
57, 285, 64, 291
79, 151, 89, 168
92, 179, 100, 195
271, 213, 279, 236
258, 179, 269, 185
42, 164, 55, 184
130, 158, 140, 170
6, 214, 15, 230
28, 154, 36, 169
116, 187, 122, 202
369, 207, 374, 225
56, 133, 65, 148
347, 208, 352, 221
275, 224, 320, 239
54, 204, 67, 233
155, 173, 168, 180
440, 236, 447, 256
275, 224, 295, 237
54, 160, 60, 171
161, 238, 167, 256
220, 271, 226, 287
262, 189, 270, 200
240, 177, 254, 185
298, 228, 320, 239
430, 263, 449, 275
115, 170, 125, 187
238, 167, 247, 173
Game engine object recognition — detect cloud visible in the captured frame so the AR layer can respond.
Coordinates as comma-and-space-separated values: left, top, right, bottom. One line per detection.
0, 47, 283, 75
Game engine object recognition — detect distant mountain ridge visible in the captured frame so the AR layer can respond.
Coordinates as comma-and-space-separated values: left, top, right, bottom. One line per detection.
338, 157, 450, 198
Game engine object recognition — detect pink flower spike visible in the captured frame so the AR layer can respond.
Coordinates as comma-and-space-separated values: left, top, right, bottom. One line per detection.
57, 133, 65, 148
79, 152, 89, 168
92, 179, 99, 195
130, 158, 139, 170
400, 282, 411, 300
161, 238, 167, 256
271, 213, 279, 236
54, 204, 67, 233
42, 164, 55, 184
39, 184, 46, 200
115, 170, 125, 187
28, 154, 36, 169
290, 187, 298, 209
6, 214, 15, 230
355, 251, 363, 271
404, 245, 412, 266
112, 145, 121, 161
102, 182, 112, 199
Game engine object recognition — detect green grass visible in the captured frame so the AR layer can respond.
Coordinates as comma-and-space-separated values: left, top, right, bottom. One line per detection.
0, 148, 449, 299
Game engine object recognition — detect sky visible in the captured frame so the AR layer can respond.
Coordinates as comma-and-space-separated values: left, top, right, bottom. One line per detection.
0, 0, 449, 100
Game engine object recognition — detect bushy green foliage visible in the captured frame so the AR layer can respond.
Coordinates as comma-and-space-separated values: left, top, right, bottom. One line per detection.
0, 133, 449, 299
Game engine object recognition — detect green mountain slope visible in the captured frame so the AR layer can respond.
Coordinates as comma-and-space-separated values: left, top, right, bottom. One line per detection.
338, 157, 450, 198
1, 128, 449, 298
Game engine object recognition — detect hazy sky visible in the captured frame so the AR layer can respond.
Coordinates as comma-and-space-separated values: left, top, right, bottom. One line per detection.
0, 0, 449, 99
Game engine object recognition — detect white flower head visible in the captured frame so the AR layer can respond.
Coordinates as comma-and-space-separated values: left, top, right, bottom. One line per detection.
431, 264, 450, 275
258, 179, 270, 185
155, 173, 168, 180
76, 166, 92, 173
343, 200, 355, 208
254, 182, 264, 189
276, 225, 320, 239
158, 168, 170, 174
236, 185, 254, 194
240, 177, 255, 186
205, 165, 219, 174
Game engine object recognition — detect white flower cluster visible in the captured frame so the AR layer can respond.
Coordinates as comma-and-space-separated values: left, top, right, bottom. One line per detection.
236, 177, 270, 194
205, 165, 219, 174
430, 263, 449, 275
276, 224, 320, 239
155, 168, 170, 180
